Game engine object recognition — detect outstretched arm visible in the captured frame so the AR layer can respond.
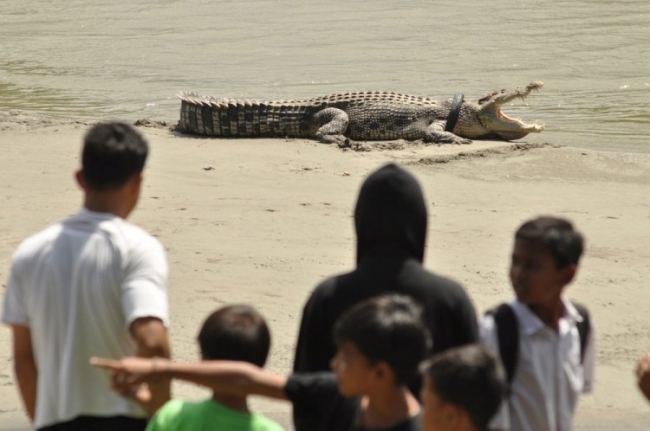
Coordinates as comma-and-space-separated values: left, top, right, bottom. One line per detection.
91, 357, 289, 401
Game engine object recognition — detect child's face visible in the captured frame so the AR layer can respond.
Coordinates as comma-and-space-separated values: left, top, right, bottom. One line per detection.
510, 239, 574, 306
330, 341, 377, 397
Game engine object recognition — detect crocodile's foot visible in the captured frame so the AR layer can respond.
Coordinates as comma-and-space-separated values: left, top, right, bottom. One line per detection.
337, 137, 354, 149
424, 132, 472, 145
316, 133, 351, 146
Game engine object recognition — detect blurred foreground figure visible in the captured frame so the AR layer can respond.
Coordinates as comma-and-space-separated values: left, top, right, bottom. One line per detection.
636, 352, 650, 401
2, 122, 171, 431
293, 162, 478, 431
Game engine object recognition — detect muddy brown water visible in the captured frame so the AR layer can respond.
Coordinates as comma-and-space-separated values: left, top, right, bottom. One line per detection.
1, 0, 649, 153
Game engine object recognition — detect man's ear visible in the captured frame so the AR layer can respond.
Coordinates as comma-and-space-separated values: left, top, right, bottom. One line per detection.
562, 264, 578, 285
373, 361, 396, 384
127, 172, 143, 194
75, 170, 87, 190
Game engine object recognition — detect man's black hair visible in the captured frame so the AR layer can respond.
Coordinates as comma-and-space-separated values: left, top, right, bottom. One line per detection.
197, 304, 271, 367
421, 345, 506, 430
333, 294, 431, 385
515, 216, 584, 269
81, 122, 149, 191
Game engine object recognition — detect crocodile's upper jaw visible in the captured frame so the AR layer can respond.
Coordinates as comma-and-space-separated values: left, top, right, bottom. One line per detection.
476, 81, 545, 141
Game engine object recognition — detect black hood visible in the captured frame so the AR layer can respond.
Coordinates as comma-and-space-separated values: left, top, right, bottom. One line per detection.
354, 163, 428, 264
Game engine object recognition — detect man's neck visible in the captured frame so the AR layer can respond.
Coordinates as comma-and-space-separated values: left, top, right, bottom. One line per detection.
211, 392, 251, 414
83, 193, 131, 219
359, 385, 419, 429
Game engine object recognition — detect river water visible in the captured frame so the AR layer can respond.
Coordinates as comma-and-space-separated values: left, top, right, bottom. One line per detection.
1, 1, 649, 152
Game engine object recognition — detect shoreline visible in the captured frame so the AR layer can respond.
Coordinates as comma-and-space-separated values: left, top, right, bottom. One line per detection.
1, 111, 649, 429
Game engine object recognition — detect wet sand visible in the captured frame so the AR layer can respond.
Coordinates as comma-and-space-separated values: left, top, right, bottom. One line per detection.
1, 111, 649, 430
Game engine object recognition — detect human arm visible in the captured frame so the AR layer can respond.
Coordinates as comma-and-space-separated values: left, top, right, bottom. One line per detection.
11, 325, 37, 422
581, 321, 596, 393
293, 287, 334, 373
636, 352, 650, 401
451, 288, 480, 346
121, 236, 171, 413
129, 317, 171, 413
478, 315, 511, 431
90, 357, 289, 401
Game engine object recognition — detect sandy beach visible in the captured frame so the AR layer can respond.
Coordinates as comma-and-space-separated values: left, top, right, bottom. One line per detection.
1, 110, 649, 430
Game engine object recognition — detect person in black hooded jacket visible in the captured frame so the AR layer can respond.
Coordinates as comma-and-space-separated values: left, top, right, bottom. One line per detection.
293, 162, 478, 394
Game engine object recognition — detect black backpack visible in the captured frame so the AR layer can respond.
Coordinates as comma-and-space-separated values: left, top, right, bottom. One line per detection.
486, 302, 591, 388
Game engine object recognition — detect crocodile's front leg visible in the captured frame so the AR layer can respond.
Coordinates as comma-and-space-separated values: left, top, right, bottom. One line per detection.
424, 121, 472, 145
312, 108, 350, 145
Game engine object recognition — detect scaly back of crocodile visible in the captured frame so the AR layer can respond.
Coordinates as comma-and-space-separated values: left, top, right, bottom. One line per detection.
177, 91, 442, 139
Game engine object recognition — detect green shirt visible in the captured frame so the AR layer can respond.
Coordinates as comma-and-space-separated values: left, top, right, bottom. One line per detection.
146, 399, 285, 431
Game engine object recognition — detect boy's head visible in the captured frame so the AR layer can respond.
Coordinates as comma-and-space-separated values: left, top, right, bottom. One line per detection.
331, 294, 431, 396
80, 122, 149, 192
197, 304, 271, 367
510, 216, 584, 305
420, 345, 506, 431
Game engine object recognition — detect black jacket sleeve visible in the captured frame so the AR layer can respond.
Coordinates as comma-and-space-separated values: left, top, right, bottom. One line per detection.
293, 284, 336, 373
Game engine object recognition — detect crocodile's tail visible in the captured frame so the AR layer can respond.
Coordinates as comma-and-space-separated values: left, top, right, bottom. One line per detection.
176, 91, 311, 138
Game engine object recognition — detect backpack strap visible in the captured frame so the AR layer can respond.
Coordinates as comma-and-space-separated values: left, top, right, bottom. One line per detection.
571, 301, 591, 364
486, 303, 519, 386
487, 301, 591, 388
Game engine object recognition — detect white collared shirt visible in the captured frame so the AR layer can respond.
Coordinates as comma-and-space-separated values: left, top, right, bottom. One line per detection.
480, 299, 595, 431
2, 209, 169, 428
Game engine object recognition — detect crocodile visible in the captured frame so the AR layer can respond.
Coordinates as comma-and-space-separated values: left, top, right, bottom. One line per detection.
175, 81, 545, 145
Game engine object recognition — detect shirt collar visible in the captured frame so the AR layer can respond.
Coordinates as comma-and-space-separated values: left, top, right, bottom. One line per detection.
77, 208, 121, 221
510, 297, 582, 335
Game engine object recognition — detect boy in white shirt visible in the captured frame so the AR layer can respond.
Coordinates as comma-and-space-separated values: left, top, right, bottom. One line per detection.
480, 216, 594, 431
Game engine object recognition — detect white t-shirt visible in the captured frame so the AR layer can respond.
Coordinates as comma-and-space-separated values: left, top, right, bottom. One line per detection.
480, 299, 595, 431
2, 209, 169, 429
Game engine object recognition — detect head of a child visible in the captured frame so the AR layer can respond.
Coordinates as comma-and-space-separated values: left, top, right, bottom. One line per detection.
510, 216, 584, 307
197, 305, 270, 367
420, 345, 506, 431
331, 294, 431, 397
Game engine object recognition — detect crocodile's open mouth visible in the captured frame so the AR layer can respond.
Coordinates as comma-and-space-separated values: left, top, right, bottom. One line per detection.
494, 110, 538, 140
478, 81, 545, 141
480, 102, 544, 140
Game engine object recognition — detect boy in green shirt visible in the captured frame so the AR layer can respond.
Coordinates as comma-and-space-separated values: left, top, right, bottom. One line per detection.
127, 304, 283, 431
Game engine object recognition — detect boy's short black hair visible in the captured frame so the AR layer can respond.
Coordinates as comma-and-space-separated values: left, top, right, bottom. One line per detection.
81, 122, 149, 191
197, 304, 271, 367
515, 216, 584, 268
333, 294, 431, 385
421, 345, 506, 430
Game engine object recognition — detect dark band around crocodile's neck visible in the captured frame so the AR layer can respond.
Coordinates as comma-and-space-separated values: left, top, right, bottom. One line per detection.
445, 93, 464, 132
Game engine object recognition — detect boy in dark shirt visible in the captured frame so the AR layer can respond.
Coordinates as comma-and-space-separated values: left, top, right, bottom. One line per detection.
93, 294, 431, 431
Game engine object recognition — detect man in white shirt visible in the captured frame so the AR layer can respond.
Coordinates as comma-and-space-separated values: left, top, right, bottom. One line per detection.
2, 122, 171, 431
